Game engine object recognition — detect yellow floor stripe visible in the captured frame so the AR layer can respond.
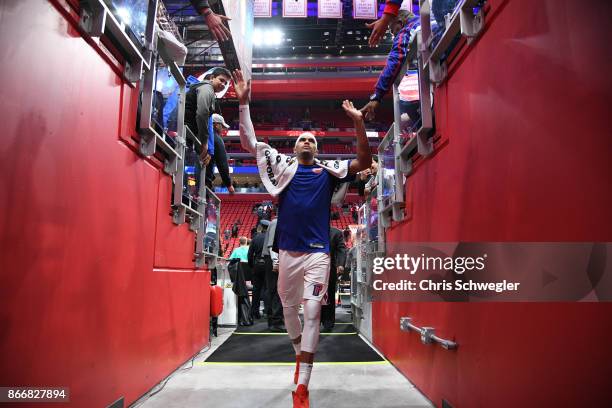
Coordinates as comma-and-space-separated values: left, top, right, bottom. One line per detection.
233, 332, 357, 336
196, 361, 388, 367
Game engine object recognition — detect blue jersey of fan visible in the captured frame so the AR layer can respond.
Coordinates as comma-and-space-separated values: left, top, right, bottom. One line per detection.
277, 161, 352, 253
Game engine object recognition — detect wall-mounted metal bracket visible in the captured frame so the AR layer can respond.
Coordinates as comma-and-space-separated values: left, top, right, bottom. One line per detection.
400, 317, 458, 350
460, 3, 485, 44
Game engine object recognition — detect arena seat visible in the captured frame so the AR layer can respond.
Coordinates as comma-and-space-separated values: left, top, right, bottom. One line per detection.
220, 198, 271, 257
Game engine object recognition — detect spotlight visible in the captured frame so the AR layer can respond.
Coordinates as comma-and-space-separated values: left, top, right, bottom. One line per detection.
116, 7, 132, 25
269, 28, 283, 46
253, 27, 284, 47
253, 28, 263, 47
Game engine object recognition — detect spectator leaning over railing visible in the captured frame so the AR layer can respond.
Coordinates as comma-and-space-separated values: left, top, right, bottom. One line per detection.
184, 67, 232, 167
361, 9, 421, 122
367, 0, 460, 47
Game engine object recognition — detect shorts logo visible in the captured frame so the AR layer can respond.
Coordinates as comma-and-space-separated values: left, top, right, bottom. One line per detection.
312, 284, 323, 296
312, 168, 323, 174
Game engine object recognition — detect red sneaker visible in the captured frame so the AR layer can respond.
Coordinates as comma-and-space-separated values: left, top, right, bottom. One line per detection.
292, 384, 309, 408
294, 356, 300, 385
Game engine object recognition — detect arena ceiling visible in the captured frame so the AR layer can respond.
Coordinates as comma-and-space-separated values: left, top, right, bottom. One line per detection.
162, 0, 400, 69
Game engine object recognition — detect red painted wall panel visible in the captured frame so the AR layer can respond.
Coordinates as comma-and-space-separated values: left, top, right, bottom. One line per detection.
374, 0, 612, 407
0, 1, 210, 406
154, 174, 200, 268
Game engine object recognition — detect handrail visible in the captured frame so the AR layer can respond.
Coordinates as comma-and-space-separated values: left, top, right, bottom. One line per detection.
422, 0, 485, 83
79, 0, 156, 83
400, 317, 458, 350
185, 126, 201, 148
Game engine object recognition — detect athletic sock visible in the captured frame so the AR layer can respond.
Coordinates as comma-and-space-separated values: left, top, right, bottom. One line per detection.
297, 363, 313, 387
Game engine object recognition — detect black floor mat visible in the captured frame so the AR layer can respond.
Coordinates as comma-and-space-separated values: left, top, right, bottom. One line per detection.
234, 318, 356, 334
205, 332, 384, 363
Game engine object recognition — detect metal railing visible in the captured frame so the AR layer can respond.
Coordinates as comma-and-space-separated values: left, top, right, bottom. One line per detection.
400, 317, 458, 350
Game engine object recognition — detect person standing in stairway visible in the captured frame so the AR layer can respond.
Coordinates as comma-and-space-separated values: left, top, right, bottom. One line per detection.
320, 226, 347, 331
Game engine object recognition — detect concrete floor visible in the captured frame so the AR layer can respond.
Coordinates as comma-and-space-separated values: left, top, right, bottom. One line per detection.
134, 318, 433, 408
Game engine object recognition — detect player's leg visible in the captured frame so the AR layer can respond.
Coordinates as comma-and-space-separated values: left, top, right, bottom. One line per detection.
277, 250, 306, 384
293, 252, 330, 406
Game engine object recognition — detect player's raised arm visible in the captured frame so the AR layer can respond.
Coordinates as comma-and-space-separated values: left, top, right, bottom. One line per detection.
342, 100, 372, 175
233, 69, 257, 155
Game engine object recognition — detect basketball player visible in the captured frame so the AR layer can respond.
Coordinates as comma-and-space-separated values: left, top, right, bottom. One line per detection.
232, 69, 371, 408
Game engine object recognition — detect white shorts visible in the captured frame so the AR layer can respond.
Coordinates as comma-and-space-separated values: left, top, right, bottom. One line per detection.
277, 250, 330, 307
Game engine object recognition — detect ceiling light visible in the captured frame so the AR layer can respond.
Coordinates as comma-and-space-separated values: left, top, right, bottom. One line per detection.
253, 27, 284, 47
269, 28, 283, 46
116, 7, 132, 25
253, 28, 263, 47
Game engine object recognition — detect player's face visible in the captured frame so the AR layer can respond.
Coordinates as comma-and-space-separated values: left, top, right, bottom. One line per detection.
211, 74, 230, 92
371, 161, 379, 173
294, 135, 318, 158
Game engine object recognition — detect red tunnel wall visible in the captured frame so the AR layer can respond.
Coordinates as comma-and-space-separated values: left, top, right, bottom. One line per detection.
0, 1, 210, 406
374, 0, 612, 407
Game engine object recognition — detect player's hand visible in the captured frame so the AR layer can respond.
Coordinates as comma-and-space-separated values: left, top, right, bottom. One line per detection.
359, 168, 372, 181
359, 100, 380, 121
228, 185, 235, 194
232, 69, 251, 105
366, 13, 394, 46
342, 100, 363, 122
204, 9, 231, 42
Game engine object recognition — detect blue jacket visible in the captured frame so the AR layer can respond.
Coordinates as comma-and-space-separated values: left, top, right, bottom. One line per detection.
189, 0, 210, 13
373, 16, 421, 101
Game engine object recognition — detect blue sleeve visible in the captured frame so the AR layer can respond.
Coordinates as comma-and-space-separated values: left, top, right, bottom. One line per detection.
373, 24, 411, 100
189, 0, 210, 13
207, 116, 215, 155
162, 89, 178, 128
